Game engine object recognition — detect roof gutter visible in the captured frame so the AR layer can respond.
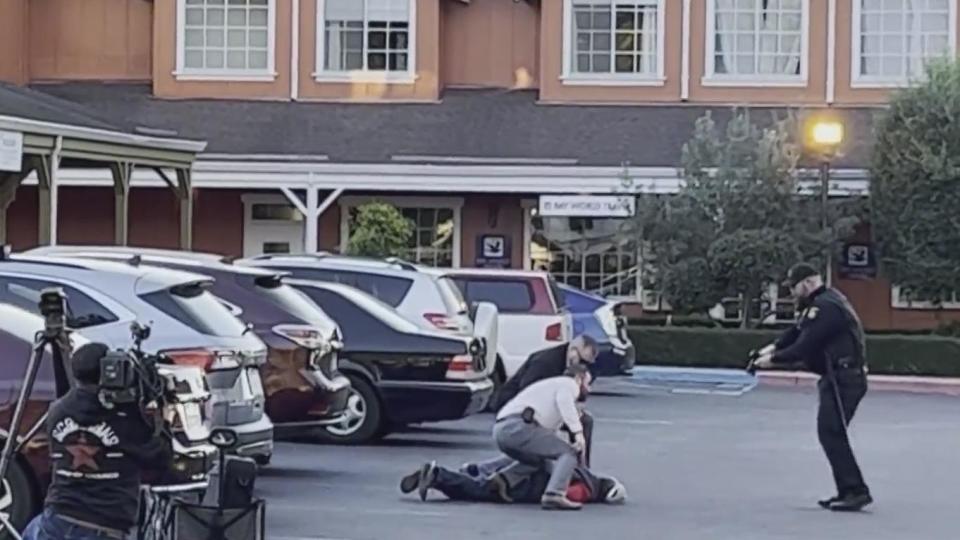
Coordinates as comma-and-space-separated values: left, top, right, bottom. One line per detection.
0, 114, 208, 154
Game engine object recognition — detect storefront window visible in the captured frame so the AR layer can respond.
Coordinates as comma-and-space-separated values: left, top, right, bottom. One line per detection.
345, 204, 456, 268
529, 215, 640, 298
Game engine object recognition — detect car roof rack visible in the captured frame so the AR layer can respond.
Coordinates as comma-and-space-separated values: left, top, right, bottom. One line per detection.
250, 252, 332, 261
383, 257, 419, 272
127, 254, 142, 267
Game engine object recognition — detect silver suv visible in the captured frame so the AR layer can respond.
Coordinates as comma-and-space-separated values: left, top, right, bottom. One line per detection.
0, 254, 274, 461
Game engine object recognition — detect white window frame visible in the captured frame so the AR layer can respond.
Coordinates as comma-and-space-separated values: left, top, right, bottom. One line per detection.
314, 0, 418, 84
851, 0, 958, 89
338, 196, 462, 268
891, 286, 960, 310
241, 193, 307, 257
174, 0, 278, 81
703, 0, 810, 87
561, 0, 667, 86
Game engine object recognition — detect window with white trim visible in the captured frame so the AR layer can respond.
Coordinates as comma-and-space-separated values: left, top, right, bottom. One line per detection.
566, 0, 663, 78
853, 0, 955, 85
708, 0, 806, 81
342, 201, 458, 268
178, 0, 274, 75
318, 0, 414, 76
891, 286, 960, 309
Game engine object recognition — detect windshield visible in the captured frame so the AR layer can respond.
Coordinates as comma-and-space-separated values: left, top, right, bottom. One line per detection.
257, 281, 338, 333
437, 276, 468, 315
141, 283, 247, 337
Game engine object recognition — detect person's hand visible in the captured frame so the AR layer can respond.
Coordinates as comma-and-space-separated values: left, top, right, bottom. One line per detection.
572, 432, 586, 454
752, 352, 775, 370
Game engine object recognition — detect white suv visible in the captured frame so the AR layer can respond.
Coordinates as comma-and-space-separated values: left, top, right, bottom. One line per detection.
440, 269, 573, 381
238, 254, 499, 379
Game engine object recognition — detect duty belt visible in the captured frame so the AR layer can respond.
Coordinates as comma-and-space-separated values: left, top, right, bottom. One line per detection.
496, 407, 539, 426
59, 514, 126, 539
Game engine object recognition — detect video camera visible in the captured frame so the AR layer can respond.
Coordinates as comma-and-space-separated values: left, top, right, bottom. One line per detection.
98, 322, 174, 412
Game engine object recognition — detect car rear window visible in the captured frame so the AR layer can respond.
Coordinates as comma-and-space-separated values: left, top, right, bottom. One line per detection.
141, 283, 247, 337
436, 276, 468, 315
452, 277, 556, 315
0, 276, 118, 329
305, 284, 421, 334
252, 276, 338, 331
276, 268, 413, 308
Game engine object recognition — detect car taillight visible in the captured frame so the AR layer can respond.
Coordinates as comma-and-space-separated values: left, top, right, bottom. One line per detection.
545, 323, 563, 342
273, 324, 327, 350
447, 354, 473, 372
424, 313, 459, 331
164, 349, 216, 371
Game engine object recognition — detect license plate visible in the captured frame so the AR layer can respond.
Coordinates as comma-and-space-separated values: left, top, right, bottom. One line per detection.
245, 367, 264, 396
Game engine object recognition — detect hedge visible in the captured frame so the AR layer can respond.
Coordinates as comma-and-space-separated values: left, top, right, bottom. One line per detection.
627, 326, 960, 377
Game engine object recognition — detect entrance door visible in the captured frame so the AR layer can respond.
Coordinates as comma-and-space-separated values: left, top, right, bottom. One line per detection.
242, 195, 305, 257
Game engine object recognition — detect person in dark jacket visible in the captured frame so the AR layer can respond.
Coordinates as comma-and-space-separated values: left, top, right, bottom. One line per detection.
22, 343, 173, 540
399, 457, 626, 506
751, 263, 872, 512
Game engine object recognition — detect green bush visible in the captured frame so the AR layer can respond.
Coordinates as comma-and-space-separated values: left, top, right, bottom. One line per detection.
627, 326, 960, 377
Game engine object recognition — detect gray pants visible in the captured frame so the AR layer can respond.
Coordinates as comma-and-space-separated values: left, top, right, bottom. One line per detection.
474, 410, 594, 477
492, 416, 579, 497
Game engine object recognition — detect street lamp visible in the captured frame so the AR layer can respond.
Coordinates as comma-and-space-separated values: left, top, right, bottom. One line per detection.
807, 119, 844, 285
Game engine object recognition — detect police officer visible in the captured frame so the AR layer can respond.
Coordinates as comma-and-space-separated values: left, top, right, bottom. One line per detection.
751, 263, 872, 512
23, 343, 173, 539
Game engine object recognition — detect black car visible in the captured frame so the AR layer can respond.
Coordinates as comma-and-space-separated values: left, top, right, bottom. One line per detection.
24, 247, 352, 445
286, 279, 494, 444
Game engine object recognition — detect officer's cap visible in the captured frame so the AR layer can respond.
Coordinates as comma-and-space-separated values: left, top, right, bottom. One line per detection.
784, 263, 820, 288
71, 342, 109, 384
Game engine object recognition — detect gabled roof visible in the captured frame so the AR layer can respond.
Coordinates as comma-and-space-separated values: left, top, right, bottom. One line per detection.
35, 83, 879, 169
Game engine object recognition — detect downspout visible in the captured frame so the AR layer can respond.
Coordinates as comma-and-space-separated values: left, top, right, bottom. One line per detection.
826, 0, 837, 104
49, 135, 62, 246
290, 0, 300, 101
681, 0, 692, 101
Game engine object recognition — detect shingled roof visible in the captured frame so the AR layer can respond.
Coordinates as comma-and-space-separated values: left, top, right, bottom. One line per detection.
35, 83, 881, 168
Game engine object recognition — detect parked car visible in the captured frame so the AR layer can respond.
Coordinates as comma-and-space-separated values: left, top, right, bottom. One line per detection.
557, 284, 636, 376
239, 254, 499, 379
0, 253, 273, 463
28, 246, 352, 437
282, 279, 493, 444
441, 269, 573, 381
0, 303, 216, 534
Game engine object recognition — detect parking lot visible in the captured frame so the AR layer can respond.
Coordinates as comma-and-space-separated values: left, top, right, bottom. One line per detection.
261, 385, 960, 540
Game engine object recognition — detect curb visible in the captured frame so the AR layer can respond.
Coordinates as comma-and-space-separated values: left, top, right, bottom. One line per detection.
757, 371, 960, 396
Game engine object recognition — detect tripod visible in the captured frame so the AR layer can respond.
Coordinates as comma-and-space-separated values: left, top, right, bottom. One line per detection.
0, 324, 71, 540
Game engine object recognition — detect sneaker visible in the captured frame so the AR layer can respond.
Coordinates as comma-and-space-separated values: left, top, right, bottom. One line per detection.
541, 492, 583, 511
399, 468, 422, 494
418, 461, 438, 502
829, 493, 873, 512
459, 463, 480, 478
818, 495, 842, 509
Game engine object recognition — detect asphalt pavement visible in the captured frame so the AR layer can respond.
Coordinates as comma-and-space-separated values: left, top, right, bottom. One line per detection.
259, 384, 960, 540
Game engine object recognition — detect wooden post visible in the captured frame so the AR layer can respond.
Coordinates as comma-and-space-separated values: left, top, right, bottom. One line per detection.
0, 170, 27, 245
34, 154, 54, 245
176, 168, 193, 250
111, 162, 133, 246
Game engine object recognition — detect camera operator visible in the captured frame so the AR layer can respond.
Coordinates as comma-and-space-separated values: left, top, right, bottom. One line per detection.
23, 342, 173, 540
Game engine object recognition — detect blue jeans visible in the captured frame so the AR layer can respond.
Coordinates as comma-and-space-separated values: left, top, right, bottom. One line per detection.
22, 509, 130, 540
433, 467, 499, 502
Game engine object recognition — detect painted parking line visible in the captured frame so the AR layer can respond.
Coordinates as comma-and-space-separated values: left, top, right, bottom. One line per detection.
274, 503, 452, 519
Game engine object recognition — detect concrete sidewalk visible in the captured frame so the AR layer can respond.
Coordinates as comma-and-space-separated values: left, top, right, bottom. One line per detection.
759, 370, 960, 396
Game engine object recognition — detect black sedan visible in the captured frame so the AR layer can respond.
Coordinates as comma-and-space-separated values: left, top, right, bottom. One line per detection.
287, 279, 494, 444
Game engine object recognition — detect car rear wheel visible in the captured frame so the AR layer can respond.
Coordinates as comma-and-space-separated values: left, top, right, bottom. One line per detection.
316, 373, 383, 445
0, 458, 39, 538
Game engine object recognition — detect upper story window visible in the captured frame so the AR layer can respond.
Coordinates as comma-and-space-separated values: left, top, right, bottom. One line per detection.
176, 0, 276, 80
852, 0, 957, 87
705, 0, 808, 86
316, 0, 416, 82
562, 0, 666, 85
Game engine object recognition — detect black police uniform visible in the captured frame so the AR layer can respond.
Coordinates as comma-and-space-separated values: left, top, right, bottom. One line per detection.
43, 385, 172, 536
772, 285, 870, 501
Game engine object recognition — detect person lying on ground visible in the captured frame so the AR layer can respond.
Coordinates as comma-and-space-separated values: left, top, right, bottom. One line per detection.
399, 458, 626, 506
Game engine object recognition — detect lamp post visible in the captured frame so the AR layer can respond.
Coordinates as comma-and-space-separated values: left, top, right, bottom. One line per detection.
808, 120, 844, 286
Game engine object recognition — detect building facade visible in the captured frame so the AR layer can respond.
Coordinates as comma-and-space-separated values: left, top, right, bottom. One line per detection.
1, 0, 958, 330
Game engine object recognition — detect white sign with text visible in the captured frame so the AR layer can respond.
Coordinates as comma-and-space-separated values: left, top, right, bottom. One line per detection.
538, 195, 636, 218
0, 130, 24, 172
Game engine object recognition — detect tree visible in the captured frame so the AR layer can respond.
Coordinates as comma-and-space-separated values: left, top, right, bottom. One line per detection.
870, 59, 960, 306
345, 202, 413, 259
643, 110, 861, 327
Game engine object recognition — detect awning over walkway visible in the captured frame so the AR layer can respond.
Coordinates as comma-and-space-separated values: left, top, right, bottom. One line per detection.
0, 82, 207, 248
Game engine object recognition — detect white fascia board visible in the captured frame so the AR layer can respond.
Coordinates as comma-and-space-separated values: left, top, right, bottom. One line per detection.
0, 115, 207, 154
17, 162, 869, 196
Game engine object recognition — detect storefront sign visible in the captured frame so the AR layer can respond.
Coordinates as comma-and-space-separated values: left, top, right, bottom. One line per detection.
0, 130, 23, 172
838, 242, 877, 280
475, 235, 511, 268
538, 195, 636, 218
